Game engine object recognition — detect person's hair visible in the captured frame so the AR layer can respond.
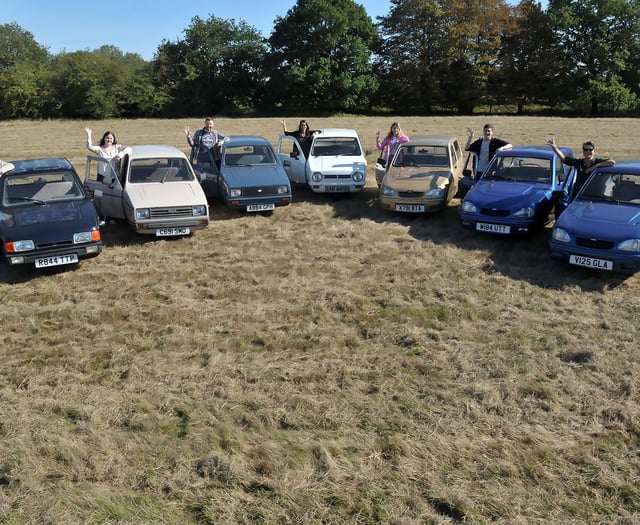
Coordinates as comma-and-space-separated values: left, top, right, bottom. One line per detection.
204, 117, 214, 125
483, 123, 494, 131
297, 120, 310, 136
99, 131, 117, 146
582, 140, 596, 150
386, 122, 402, 139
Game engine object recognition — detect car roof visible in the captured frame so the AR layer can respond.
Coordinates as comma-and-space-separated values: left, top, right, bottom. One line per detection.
126, 145, 188, 158
4, 157, 75, 174
497, 145, 573, 158
226, 135, 272, 146
406, 135, 457, 146
315, 129, 360, 138
597, 159, 640, 174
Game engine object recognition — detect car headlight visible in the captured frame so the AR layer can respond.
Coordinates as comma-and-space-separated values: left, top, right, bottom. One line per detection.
551, 227, 570, 242
461, 201, 477, 213
311, 172, 322, 183
277, 185, 289, 194
618, 239, 640, 252
136, 208, 150, 220
5, 239, 35, 253
73, 232, 93, 244
514, 206, 535, 218
426, 188, 444, 198
192, 205, 207, 216
381, 185, 397, 197
352, 171, 364, 182
229, 188, 242, 197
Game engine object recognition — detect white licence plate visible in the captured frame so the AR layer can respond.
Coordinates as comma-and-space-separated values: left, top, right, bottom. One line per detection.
476, 222, 510, 234
35, 253, 78, 268
247, 203, 276, 212
569, 254, 613, 271
156, 227, 190, 237
325, 186, 346, 192
396, 204, 425, 213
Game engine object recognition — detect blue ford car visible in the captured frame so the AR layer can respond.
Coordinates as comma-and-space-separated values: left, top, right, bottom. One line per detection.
549, 160, 640, 274
0, 158, 102, 269
201, 136, 292, 213
459, 145, 575, 235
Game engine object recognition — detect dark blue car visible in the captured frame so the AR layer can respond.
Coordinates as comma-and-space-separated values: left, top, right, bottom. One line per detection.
0, 158, 102, 269
459, 145, 575, 235
549, 160, 640, 274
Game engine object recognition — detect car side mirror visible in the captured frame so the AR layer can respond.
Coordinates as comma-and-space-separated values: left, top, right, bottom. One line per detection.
462, 169, 472, 178
93, 189, 103, 199
289, 151, 298, 159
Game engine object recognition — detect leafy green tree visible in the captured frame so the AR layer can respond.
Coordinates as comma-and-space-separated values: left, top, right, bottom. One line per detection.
153, 16, 267, 117
377, 0, 511, 114
547, 0, 640, 114
491, 0, 558, 113
0, 23, 50, 118
265, 0, 379, 113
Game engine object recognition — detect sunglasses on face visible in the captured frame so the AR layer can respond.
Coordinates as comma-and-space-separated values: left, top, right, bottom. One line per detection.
583, 148, 594, 152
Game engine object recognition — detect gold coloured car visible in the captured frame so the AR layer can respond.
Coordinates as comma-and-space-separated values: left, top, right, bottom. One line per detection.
379, 135, 464, 214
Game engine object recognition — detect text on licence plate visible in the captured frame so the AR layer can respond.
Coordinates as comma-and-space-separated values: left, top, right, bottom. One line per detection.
569, 254, 613, 270
35, 253, 78, 268
396, 204, 425, 213
247, 203, 276, 212
324, 185, 347, 192
156, 227, 190, 237
476, 222, 510, 234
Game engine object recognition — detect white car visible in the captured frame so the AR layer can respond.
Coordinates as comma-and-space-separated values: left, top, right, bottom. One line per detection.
277, 128, 367, 193
84, 145, 210, 236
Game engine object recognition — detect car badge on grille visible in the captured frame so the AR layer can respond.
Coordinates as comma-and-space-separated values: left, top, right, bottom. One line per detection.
257, 189, 263, 193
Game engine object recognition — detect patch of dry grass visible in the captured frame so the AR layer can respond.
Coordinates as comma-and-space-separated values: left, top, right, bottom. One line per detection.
1, 117, 639, 524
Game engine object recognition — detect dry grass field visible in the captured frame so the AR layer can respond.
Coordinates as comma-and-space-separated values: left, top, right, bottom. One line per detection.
1, 116, 639, 524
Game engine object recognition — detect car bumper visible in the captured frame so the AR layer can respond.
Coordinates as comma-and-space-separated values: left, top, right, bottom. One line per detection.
132, 218, 210, 234
5, 242, 103, 266
549, 242, 640, 274
225, 196, 291, 211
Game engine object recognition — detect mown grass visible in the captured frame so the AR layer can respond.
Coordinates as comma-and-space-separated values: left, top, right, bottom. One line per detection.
0, 116, 639, 524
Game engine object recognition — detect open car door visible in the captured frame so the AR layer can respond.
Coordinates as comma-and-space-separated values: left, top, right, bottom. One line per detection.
84, 156, 125, 218
277, 135, 307, 184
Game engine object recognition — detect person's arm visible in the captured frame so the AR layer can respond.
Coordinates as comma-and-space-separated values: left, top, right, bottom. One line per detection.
465, 127, 474, 151
84, 127, 100, 154
495, 138, 512, 152
586, 157, 615, 174
280, 119, 287, 133
185, 126, 196, 148
398, 134, 410, 144
546, 137, 566, 163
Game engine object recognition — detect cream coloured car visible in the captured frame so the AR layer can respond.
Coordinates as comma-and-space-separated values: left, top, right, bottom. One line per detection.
84, 145, 209, 236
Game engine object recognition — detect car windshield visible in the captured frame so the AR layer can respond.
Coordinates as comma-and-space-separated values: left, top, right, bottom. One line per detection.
129, 158, 194, 183
2, 171, 83, 206
223, 145, 277, 166
483, 156, 552, 183
311, 137, 361, 157
392, 145, 449, 168
578, 172, 640, 204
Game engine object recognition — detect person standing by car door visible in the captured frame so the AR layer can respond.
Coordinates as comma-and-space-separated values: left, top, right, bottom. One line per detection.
546, 137, 615, 201
84, 127, 128, 183
280, 119, 320, 159
375, 122, 409, 166
465, 123, 512, 179
184, 117, 229, 172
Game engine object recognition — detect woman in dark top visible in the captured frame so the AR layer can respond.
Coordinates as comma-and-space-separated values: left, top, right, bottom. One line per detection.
280, 119, 320, 158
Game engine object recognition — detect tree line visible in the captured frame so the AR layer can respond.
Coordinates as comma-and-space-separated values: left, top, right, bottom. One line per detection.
1, 0, 639, 120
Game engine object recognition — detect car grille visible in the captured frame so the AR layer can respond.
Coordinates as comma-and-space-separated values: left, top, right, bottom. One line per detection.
37, 239, 74, 249
324, 174, 353, 180
576, 237, 615, 250
398, 191, 425, 198
243, 186, 281, 197
480, 208, 510, 217
150, 207, 194, 218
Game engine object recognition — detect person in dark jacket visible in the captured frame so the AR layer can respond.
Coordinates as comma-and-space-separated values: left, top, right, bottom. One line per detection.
465, 123, 512, 179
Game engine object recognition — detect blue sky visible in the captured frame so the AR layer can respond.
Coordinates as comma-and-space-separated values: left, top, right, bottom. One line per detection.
1, 0, 392, 61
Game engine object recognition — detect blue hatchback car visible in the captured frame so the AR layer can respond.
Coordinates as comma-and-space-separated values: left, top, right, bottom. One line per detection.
459, 145, 575, 235
549, 160, 640, 274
